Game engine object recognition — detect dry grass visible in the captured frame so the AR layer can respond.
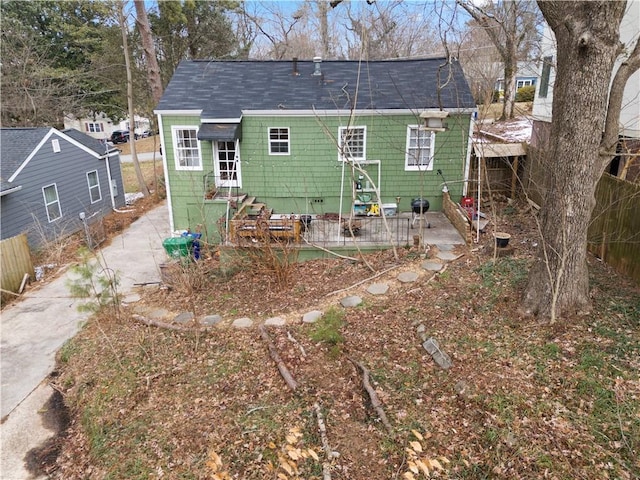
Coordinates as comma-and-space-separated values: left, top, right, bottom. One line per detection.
116, 136, 161, 156
120, 161, 164, 194
478, 101, 533, 120
117, 136, 165, 194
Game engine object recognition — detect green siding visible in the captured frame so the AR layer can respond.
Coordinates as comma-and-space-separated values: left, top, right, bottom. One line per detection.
239, 114, 471, 213
160, 112, 471, 241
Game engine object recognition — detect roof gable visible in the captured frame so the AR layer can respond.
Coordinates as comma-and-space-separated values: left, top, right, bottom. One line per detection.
0, 128, 52, 183
156, 58, 476, 119
1, 128, 106, 189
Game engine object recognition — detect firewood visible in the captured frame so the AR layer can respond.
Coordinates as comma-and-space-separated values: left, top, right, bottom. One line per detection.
259, 325, 298, 392
349, 358, 393, 435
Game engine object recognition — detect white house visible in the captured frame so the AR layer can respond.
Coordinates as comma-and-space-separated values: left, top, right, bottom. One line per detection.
531, 1, 640, 141
64, 113, 151, 141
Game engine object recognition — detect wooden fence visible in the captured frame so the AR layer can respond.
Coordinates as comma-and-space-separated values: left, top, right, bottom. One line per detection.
1, 233, 35, 295
588, 173, 640, 283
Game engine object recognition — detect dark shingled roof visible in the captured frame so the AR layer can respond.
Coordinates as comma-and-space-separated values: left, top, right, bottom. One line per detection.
0, 128, 109, 193
157, 58, 475, 119
0, 127, 51, 192
62, 128, 112, 155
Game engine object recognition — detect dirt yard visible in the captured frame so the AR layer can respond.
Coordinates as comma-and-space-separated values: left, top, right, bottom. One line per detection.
31, 197, 640, 480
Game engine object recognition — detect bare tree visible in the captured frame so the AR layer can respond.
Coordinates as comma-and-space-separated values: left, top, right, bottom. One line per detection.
134, 0, 163, 106
340, 0, 441, 59
318, 0, 331, 58
456, 18, 503, 104
240, 2, 307, 59
457, 0, 540, 120
523, 0, 640, 321
118, 1, 149, 197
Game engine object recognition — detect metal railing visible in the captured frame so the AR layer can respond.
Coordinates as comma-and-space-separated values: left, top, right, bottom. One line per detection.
301, 215, 412, 247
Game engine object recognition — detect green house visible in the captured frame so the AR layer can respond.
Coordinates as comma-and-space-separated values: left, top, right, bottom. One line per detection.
155, 57, 476, 244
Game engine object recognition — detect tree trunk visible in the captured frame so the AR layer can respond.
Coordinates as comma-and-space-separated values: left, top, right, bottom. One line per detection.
119, 1, 149, 197
134, 0, 163, 106
500, 1, 518, 120
501, 50, 517, 120
318, 0, 330, 58
523, 1, 627, 321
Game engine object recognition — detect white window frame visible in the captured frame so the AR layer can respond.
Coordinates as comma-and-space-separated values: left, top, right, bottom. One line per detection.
338, 126, 366, 162
405, 126, 435, 171
87, 122, 103, 133
268, 127, 290, 155
87, 170, 102, 204
172, 126, 202, 171
42, 183, 62, 222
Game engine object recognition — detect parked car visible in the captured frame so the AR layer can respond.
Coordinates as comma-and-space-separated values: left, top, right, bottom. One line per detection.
110, 130, 130, 144
140, 130, 153, 138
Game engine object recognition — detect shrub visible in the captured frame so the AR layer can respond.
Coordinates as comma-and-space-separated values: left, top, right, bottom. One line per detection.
516, 85, 536, 102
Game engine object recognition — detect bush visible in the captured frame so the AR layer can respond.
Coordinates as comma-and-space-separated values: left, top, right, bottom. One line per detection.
516, 85, 536, 102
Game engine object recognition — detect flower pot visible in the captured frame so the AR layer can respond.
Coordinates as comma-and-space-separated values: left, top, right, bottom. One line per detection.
495, 232, 511, 248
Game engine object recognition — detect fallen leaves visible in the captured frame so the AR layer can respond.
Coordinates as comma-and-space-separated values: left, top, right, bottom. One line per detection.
403, 430, 449, 479
50, 208, 640, 479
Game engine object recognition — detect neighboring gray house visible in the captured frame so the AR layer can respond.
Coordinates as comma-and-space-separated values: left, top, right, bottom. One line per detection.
0, 127, 126, 249
494, 61, 540, 98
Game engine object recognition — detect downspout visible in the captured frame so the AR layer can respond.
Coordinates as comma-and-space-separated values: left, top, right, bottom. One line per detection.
338, 158, 346, 239
157, 113, 174, 233
476, 153, 481, 243
462, 110, 476, 197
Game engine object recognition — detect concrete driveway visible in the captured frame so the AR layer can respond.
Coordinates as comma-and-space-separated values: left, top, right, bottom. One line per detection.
1, 201, 170, 479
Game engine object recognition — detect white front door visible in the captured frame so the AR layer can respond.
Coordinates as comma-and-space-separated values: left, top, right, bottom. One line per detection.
214, 140, 241, 188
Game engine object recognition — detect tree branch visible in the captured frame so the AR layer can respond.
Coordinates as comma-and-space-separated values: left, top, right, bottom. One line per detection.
349, 357, 393, 435
259, 325, 299, 392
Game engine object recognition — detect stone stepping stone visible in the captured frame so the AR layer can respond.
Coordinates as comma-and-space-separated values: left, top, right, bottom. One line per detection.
148, 308, 170, 320
397, 271, 419, 283
232, 317, 253, 328
122, 293, 141, 304
437, 251, 458, 261
422, 337, 452, 370
264, 316, 286, 326
340, 295, 362, 308
173, 312, 194, 324
201, 314, 223, 326
422, 261, 443, 272
302, 310, 323, 323
435, 244, 455, 252
367, 283, 389, 295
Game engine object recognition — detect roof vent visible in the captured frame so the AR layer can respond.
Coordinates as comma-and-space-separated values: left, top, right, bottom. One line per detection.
312, 56, 322, 76
292, 57, 299, 76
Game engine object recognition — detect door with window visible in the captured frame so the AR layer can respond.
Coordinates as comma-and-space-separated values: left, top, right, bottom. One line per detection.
214, 140, 241, 188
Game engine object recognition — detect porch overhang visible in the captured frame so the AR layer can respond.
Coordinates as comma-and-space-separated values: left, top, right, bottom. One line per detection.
197, 123, 241, 142
0, 183, 22, 197
473, 142, 525, 158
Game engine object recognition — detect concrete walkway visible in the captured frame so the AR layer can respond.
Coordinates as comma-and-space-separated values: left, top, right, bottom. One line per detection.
0, 201, 170, 479
119, 151, 162, 163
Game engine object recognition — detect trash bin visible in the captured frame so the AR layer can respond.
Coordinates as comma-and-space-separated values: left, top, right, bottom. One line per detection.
181, 232, 202, 260
162, 236, 193, 258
